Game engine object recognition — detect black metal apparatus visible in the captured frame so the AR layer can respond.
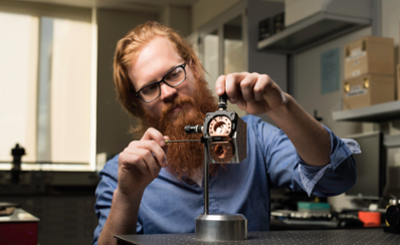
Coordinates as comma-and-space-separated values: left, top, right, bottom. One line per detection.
384, 203, 400, 234
11, 143, 25, 184
185, 94, 247, 241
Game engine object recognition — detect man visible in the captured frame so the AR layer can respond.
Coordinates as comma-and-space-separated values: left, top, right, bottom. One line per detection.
93, 22, 358, 245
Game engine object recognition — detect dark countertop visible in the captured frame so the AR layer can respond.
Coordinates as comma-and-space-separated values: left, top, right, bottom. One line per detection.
115, 229, 400, 245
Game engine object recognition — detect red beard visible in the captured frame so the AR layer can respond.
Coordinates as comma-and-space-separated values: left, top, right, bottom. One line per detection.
140, 80, 219, 180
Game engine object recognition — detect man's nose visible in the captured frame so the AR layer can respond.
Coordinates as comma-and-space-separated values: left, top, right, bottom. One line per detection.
160, 83, 178, 102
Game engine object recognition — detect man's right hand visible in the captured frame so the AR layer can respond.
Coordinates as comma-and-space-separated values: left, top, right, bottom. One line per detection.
117, 127, 169, 201
98, 128, 169, 244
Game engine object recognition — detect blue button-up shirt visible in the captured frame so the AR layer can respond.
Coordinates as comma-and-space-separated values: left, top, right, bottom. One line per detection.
93, 115, 358, 244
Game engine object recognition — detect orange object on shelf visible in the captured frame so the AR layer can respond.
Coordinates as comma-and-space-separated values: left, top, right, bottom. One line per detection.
358, 211, 381, 227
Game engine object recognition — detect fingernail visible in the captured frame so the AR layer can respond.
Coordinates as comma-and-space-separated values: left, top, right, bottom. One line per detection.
164, 159, 168, 166
160, 140, 165, 146
217, 88, 223, 94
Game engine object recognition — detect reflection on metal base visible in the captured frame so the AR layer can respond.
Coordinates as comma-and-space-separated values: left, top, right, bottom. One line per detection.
196, 214, 248, 241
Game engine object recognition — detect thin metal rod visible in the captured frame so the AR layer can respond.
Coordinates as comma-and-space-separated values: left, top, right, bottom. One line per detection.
203, 141, 209, 215
165, 139, 201, 145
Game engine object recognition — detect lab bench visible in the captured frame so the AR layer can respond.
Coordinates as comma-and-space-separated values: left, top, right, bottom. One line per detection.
115, 229, 400, 245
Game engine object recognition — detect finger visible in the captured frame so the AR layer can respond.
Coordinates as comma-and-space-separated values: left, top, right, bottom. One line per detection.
141, 127, 166, 147
128, 140, 167, 167
215, 75, 226, 96
225, 73, 247, 103
253, 74, 270, 101
118, 151, 150, 175
240, 73, 258, 103
134, 148, 162, 178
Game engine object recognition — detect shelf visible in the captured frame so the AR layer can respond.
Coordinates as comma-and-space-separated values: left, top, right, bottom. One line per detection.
257, 12, 370, 53
332, 101, 400, 122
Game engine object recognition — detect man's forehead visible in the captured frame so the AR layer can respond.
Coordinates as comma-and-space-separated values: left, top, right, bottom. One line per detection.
129, 37, 183, 88
143, 37, 178, 58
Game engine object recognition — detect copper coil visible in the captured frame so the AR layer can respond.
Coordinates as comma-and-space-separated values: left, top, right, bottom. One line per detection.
209, 141, 235, 163
209, 116, 232, 137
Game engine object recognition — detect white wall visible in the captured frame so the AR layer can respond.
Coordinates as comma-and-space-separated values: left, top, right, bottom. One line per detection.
294, 26, 372, 211
294, 27, 372, 138
383, 0, 400, 49
382, 0, 400, 137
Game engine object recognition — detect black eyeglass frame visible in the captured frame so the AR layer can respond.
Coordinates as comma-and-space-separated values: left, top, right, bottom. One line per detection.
135, 63, 187, 103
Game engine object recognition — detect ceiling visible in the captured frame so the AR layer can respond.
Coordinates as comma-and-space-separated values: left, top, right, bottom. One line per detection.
16, 0, 201, 13
16, 0, 284, 14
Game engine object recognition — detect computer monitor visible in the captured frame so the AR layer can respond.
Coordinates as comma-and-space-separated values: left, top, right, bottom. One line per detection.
345, 131, 385, 200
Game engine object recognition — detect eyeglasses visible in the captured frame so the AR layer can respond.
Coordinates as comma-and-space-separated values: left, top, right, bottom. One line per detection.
135, 63, 187, 103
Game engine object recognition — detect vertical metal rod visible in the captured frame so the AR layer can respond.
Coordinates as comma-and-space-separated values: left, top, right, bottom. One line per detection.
203, 141, 209, 215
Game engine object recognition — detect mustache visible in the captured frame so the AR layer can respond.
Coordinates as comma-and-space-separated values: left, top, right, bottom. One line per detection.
136, 79, 220, 180
160, 95, 195, 120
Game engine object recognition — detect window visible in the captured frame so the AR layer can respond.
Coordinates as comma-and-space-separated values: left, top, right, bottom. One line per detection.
0, 2, 96, 171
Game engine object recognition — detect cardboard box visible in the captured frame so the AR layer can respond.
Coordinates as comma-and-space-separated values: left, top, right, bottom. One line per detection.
343, 74, 394, 110
344, 36, 394, 80
284, 0, 330, 27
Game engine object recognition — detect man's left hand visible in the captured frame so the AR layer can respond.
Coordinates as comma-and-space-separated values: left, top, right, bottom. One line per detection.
215, 72, 286, 115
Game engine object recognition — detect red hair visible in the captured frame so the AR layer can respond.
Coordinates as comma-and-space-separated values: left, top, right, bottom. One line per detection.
113, 21, 206, 119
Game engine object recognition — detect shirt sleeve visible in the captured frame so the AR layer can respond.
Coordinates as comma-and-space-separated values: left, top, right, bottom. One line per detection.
249, 116, 358, 197
297, 125, 358, 196
92, 155, 144, 245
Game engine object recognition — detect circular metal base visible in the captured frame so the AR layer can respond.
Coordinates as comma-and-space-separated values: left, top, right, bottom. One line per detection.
195, 214, 248, 241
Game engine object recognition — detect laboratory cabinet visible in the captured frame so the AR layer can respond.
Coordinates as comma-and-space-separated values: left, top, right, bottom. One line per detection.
258, 0, 372, 53
332, 100, 400, 123
2, 195, 97, 245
